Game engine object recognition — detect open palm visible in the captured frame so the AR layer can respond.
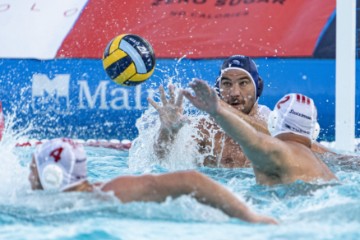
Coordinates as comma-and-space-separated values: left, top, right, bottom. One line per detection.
148, 84, 187, 133
182, 79, 219, 115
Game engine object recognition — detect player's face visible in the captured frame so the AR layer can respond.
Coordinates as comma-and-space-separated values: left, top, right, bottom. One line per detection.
219, 69, 256, 114
28, 156, 42, 190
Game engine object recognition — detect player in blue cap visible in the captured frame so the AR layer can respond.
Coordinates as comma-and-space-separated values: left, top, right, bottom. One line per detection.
214, 55, 269, 118
149, 55, 271, 168
215, 55, 263, 99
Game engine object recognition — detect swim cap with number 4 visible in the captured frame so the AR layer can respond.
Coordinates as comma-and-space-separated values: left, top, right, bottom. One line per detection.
33, 138, 87, 191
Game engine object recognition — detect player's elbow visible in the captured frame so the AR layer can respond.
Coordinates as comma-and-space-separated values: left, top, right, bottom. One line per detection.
180, 170, 208, 192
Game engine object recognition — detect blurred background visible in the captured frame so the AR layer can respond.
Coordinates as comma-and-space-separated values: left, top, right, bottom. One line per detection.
0, 0, 355, 141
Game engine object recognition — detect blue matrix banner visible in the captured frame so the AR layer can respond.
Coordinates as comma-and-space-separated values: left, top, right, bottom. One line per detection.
0, 58, 350, 140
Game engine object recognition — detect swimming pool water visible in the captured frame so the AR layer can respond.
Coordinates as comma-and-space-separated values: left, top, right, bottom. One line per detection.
1, 143, 360, 240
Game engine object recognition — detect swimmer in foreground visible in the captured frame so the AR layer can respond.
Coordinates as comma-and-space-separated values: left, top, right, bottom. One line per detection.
149, 55, 271, 168
182, 79, 337, 185
28, 138, 277, 224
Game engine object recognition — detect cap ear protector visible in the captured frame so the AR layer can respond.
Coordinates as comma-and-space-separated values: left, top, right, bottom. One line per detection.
257, 77, 264, 98
267, 110, 320, 142
214, 75, 221, 96
41, 164, 63, 190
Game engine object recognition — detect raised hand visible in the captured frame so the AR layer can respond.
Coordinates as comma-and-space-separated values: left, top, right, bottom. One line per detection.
148, 84, 187, 134
182, 79, 220, 115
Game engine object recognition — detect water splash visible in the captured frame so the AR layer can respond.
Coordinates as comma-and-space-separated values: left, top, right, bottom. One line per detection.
128, 99, 204, 172
128, 64, 218, 172
0, 111, 33, 203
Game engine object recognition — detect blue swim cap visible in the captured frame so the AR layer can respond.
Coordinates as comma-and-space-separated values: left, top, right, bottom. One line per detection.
215, 55, 263, 99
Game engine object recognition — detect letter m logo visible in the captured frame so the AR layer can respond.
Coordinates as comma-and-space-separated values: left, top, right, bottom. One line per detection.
32, 74, 70, 114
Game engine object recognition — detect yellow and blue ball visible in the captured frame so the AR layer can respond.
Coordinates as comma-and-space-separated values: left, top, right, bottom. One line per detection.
102, 34, 155, 86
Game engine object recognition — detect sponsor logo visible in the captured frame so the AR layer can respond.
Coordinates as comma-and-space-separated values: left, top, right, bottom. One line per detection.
289, 109, 311, 120
31, 74, 155, 113
78, 81, 155, 110
284, 123, 310, 135
32, 74, 70, 114
151, 0, 286, 7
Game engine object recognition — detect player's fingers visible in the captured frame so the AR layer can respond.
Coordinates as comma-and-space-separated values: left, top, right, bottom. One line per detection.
169, 84, 175, 104
159, 85, 168, 104
175, 90, 184, 107
147, 97, 160, 110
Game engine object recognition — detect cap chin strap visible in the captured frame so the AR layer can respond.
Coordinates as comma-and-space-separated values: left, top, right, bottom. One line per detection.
41, 164, 63, 190
267, 111, 320, 142
312, 122, 320, 141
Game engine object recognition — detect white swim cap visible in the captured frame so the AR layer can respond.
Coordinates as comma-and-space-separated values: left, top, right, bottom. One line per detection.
268, 93, 320, 141
33, 138, 87, 191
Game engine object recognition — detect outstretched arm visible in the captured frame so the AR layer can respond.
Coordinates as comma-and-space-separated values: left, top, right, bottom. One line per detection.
101, 171, 277, 224
218, 100, 270, 134
182, 79, 287, 171
148, 85, 188, 159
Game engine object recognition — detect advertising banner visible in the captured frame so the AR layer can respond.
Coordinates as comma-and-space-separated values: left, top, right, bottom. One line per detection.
58, 0, 335, 59
0, 0, 346, 140
0, 58, 340, 140
0, 0, 335, 59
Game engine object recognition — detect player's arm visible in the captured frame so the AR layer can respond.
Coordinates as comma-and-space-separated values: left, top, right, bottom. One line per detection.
183, 79, 287, 172
218, 100, 270, 134
101, 171, 277, 224
210, 102, 289, 172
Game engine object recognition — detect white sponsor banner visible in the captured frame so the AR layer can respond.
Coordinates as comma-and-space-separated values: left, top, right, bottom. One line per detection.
0, 0, 88, 59
30, 74, 156, 114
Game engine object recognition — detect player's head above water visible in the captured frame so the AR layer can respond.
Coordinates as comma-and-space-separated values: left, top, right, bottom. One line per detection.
268, 93, 320, 142
214, 55, 263, 99
30, 138, 87, 191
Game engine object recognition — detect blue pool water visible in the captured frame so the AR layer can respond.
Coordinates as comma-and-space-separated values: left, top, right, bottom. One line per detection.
0, 108, 360, 240
1, 142, 360, 240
